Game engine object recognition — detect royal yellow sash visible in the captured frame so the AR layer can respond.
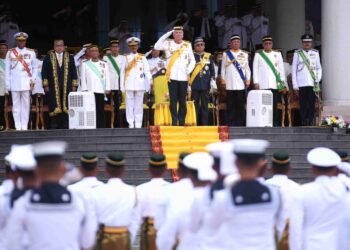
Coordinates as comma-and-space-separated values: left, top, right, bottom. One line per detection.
124, 53, 143, 87
189, 52, 211, 86
165, 42, 189, 82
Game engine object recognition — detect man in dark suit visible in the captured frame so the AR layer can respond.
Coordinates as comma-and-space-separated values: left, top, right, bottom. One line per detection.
190, 37, 216, 125
42, 40, 78, 129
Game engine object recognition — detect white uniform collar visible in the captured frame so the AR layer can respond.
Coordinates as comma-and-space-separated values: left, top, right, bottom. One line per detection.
271, 174, 288, 180
150, 177, 166, 183
82, 176, 99, 182
107, 178, 123, 184
16, 47, 25, 51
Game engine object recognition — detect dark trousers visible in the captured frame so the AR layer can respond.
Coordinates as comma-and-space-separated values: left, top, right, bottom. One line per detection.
95, 93, 106, 128
0, 96, 4, 128
299, 86, 316, 126
111, 90, 120, 128
226, 90, 245, 126
168, 80, 188, 126
192, 90, 209, 126
269, 89, 279, 127
50, 113, 68, 129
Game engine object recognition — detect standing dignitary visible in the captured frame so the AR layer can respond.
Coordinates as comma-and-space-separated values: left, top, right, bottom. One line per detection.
289, 147, 346, 250
103, 40, 126, 128
154, 26, 195, 126
42, 39, 78, 129
0, 40, 7, 130
5, 32, 37, 130
189, 37, 216, 126
253, 36, 286, 126
123, 37, 152, 129
292, 34, 322, 126
221, 35, 251, 126
5, 141, 97, 250
81, 45, 111, 128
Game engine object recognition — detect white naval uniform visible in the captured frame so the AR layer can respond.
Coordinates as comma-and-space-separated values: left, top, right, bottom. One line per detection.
32, 59, 44, 95
154, 31, 196, 81
216, 17, 247, 49
80, 59, 111, 94
0, 179, 14, 250
0, 57, 6, 96
339, 174, 350, 249
68, 176, 104, 197
202, 180, 286, 250
291, 49, 322, 90
253, 50, 286, 89
156, 178, 194, 250
289, 176, 348, 250
221, 49, 251, 90
5, 184, 97, 250
135, 178, 170, 228
147, 57, 167, 77
103, 54, 126, 91
91, 178, 139, 243
243, 15, 269, 49
123, 52, 152, 128
5, 47, 37, 130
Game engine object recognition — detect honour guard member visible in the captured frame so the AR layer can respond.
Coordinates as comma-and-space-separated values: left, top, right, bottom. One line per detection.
154, 26, 195, 126
221, 35, 251, 126
123, 37, 152, 129
5, 32, 38, 130
253, 36, 286, 126
5, 141, 97, 250
92, 153, 139, 249
103, 40, 126, 128
68, 152, 103, 196
42, 39, 78, 129
202, 139, 287, 250
290, 147, 346, 250
81, 45, 111, 128
136, 154, 170, 250
189, 37, 216, 126
0, 40, 7, 130
292, 34, 322, 126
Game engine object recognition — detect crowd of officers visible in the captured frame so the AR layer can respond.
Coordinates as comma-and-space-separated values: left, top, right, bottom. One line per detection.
0, 22, 321, 130
0, 139, 349, 250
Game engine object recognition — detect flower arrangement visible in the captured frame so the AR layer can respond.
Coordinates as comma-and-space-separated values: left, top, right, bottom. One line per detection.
321, 115, 346, 128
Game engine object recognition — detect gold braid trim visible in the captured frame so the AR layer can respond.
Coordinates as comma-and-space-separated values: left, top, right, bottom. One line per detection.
81, 156, 98, 163
43, 79, 49, 87
72, 79, 78, 87
149, 159, 166, 166
63, 52, 69, 113
49, 52, 62, 116
272, 158, 291, 165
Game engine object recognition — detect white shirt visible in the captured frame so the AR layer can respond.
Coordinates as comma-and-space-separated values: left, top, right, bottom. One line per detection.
289, 176, 348, 250
0, 57, 6, 96
253, 50, 286, 89
103, 54, 126, 90
68, 176, 104, 198
0, 180, 14, 250
147, 57, 167, 76
243, 15, 269, 47
221, 49, 251, 90
32, 59, 44, 95
5, 47, 37, 91
91, 178, 138, 243
216, 17, 247, 49
292, 49, 322, 89
123, 52, 152, 92
80, 59, 111, 94
154, 31, 195, 81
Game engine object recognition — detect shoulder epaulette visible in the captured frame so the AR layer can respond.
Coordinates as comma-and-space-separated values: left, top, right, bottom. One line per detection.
311, 48, 319, 52
204, 52, 212, 56
295, 49, 302, 52
241, 50, 250, 54
27, 48, 34, 51
138, 53, 144, 56
123, 53, 130, 56
255, 49, 263, 53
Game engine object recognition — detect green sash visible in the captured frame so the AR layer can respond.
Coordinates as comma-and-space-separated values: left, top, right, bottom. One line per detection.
86, 60, 107, 100
0, 59, 5, 71
107, 55, 121, 76
298, 50, 319, 92
259, 51, 285, 92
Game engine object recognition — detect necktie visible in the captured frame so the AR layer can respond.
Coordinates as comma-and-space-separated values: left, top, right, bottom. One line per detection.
58, 54, 62, 67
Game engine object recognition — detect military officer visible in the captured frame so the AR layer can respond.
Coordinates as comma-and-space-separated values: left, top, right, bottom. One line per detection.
147, 46, 167, 78
292, 34, 322, 126
5, 141, 97, 250
103, 40, 126, 128
189, 37, 215, 126
221, 35, 251, 126
154, 26, 196, 126
75, 43, 92, 92
290, 147, 346, 250
136, 154, 170, 250
5, 32, 38, 130
253, 36, 286, 126
92, 153, 139, 249
0, 40, 7, 130
81, 45, 111, 128
123, 37, 152, 129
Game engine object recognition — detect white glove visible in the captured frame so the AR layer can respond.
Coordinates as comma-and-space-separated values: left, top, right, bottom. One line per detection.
187, 86, 191, 92
210, 79, 217, 90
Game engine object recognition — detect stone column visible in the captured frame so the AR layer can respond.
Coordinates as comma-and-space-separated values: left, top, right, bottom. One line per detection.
97, 0, 110, 47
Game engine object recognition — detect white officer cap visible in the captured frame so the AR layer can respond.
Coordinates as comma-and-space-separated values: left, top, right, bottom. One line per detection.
206, 141, 237, 175
14, 32, 29, 40
205, 141, 234, 159
198, 166, 217, 181
6, 145, 36, 171
183, 152, 216, 181
33, 141, 67, 158
232, 139, 270, 154
337, 162, 350, 176
126, 37, 141, 46
307, 147, 341, 168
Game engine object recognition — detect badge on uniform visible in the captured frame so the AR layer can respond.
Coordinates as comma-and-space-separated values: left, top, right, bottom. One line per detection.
205, 66, 209, 70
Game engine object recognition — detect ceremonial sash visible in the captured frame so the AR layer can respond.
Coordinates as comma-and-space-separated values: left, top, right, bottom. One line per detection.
107, 55, 121, 76
258, 51, 285, 92
86, 60, 107, 100
11, 48, 32, 77
189, 52, 211, 86
165, 42, 189, 82
0, 59, 5, 71
298, 50, 319, 92
124, 53, 143, 87
226, 50, 246, 83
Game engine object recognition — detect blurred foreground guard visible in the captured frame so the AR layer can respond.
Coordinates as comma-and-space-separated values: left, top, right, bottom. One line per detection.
5, 141, 97, 250
289, 148, 347, 250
